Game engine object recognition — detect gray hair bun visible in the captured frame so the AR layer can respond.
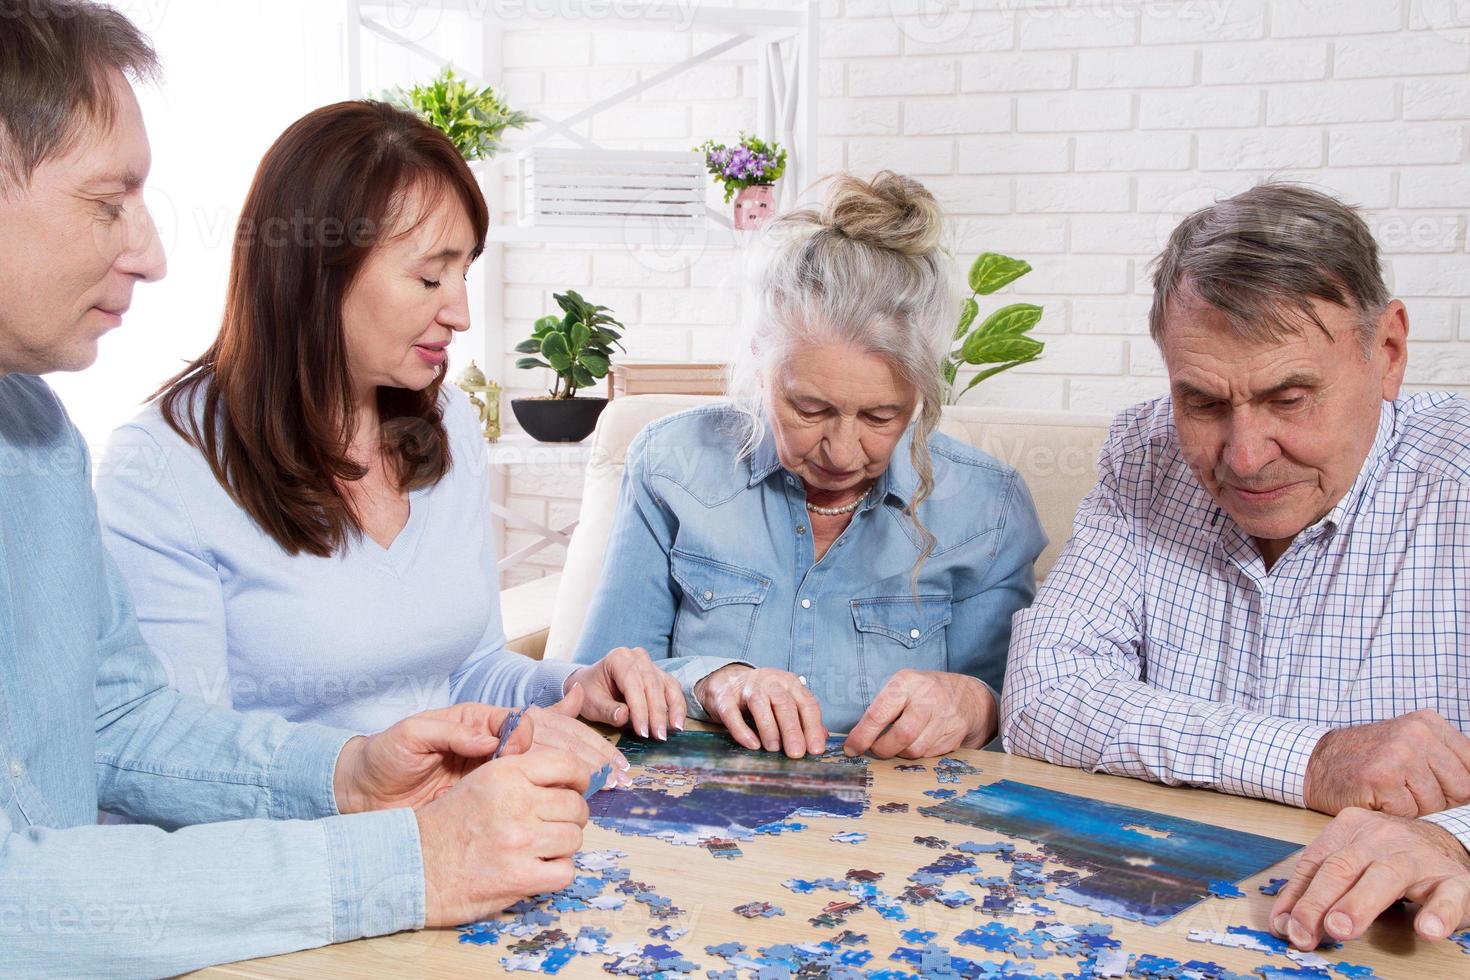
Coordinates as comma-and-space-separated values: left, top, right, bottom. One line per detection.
821, 170, 945, 258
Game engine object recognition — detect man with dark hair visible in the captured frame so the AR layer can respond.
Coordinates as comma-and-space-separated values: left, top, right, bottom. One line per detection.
1002, 182, 1470, 949
0, 3, 592, 974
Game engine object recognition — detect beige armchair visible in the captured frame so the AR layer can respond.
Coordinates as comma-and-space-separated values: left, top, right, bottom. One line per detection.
501, 395, 1113, 660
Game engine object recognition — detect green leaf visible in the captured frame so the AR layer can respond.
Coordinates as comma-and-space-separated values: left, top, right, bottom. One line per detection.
570, 320, 591, 354
581, 352, 610, 377
541, 331, 572, 372
959, 355, 1041, 396
533, 315, 561, 335
571, 365, 595, 389
960, 333, 1044, 365
515, 357, 551, 371
942, 359, 958, 386
513, 338, 543, 354
975, 303, 1044, 338
968, 252, 1032, 295
954, 297, 979, 340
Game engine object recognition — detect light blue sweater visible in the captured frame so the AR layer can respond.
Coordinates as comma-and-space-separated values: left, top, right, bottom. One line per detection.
96, 386, 577, 733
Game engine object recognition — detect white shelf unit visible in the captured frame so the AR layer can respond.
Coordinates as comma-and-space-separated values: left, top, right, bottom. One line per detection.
344, 0, 820, 244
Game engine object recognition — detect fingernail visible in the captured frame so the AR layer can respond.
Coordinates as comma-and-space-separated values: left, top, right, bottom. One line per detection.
1287, 920, 1312, 949
616, 754, 631, 770
674, 719, 685, 732
1326, 912, 1352, 938
656, 724, 667, 741
638, 722, 649, 738
1272, 914, 1290, 936
1420, 912, 1446, 938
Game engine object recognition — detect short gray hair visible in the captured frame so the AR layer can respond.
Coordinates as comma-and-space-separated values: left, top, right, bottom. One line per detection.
1149, 182, 1389, 354
726, 171, 954, 572
0, 0, 159, 193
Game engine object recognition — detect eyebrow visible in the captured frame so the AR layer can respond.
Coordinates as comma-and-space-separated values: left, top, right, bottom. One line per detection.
788, 392, 908, 414
1173, 373, 1319, 402
420, 246, 469, 263
83, 171, 145, 193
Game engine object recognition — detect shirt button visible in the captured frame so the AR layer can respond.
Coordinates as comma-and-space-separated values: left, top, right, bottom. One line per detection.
703, 590, 714, 601
9, 760, 22, 778
801, 598, 812, 609
795, 525, 807, 535
909, 628, 921, 639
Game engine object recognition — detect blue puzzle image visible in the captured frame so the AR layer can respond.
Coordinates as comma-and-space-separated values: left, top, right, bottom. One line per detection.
918, 780, 1300, 925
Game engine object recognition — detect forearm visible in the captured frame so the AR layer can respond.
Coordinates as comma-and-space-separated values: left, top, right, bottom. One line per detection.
95, 683, 360, 827
1423, 804, 1470, 853
451, 648, 578, 710
0, 808, 423, 978
1004, 651, 1329, 805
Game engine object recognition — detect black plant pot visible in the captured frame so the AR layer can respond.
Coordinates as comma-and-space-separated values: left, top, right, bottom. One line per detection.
511, 396, 609, 443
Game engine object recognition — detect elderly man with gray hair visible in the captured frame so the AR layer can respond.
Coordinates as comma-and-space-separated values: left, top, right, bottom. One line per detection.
1002, 183, 1470, 951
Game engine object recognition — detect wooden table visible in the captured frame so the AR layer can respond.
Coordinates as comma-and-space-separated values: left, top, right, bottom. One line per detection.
193, 740, 1464, 978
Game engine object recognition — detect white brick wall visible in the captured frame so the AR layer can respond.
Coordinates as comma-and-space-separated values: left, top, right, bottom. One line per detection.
487, 0, 1470, 582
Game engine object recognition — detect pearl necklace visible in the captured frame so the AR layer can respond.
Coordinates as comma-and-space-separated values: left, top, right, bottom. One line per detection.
806, 487, 871, 517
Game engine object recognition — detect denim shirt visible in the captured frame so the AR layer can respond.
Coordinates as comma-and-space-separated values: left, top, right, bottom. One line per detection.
571, 405, 1046, 733
0, 375, 423, 978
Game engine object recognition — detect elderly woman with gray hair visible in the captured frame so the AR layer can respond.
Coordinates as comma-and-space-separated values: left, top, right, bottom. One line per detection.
571, 172, 1046, 759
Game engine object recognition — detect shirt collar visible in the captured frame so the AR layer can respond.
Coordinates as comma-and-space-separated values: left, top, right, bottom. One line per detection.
1307, 398, 1399, 540
748, 424, 919, 510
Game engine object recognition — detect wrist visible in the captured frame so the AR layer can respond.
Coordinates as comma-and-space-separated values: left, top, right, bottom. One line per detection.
958, 674, 997, 750
564, 666, 588, 697
333, 735, 369, 814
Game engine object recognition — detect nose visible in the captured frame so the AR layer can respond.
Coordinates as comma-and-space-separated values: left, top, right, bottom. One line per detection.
823, 417, 863, 471
438, 276, 471, 333
1221, 407, 1281, 479
115, 200, 167, 283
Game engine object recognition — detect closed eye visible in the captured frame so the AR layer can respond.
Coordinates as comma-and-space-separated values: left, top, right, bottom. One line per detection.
421, 278, 441, 290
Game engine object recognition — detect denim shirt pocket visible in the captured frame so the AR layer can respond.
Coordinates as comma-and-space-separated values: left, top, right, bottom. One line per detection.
850, 595, 953, 698
670, 549, 772, 661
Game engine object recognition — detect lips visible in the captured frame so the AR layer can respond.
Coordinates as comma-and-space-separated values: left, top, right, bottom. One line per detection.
413, 342, 448, 366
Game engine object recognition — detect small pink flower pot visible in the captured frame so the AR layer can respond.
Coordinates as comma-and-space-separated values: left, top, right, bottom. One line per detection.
733, 184, 776, 230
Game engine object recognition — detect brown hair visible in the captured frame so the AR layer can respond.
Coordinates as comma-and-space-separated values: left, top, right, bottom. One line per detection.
0, 0, 160, 192
158, 100, 489, 557
1149, 182, 1389, 355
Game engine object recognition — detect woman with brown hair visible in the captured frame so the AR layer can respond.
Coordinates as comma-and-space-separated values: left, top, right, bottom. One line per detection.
95, 101, 683, 774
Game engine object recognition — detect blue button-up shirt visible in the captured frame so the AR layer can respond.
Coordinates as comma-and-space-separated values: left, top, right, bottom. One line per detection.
1003, 392, 1470, 847
572, 405, 1046, 733
0, 375, 423, 977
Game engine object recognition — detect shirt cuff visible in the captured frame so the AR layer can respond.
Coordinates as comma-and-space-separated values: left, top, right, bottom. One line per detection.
1216, 713, 1332, 807
532, 658, 582, 708
269, 722, 361, 820
321, 807, 426, 942
1422, 806, 1470, 854
658, 656, 753, 722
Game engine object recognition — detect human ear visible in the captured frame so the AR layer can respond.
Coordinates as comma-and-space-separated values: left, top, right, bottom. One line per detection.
1375, 299, 1409, 401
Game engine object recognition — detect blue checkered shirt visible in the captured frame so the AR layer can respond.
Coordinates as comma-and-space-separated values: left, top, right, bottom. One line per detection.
1002, 392, 1470, 847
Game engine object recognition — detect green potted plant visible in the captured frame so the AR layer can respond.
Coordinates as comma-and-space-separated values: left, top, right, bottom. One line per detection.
944, 252, 1047, 403
696, 132, 788, 230
386, 67, 532, 162
512, 290, 626, 442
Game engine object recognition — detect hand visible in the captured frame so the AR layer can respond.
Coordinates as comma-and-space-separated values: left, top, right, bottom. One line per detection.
843, 669, 995, 760
567, 646, 687, 741
1304, 710, 1470, 817
333, 702, 515, 813
1270, 807, 1470, 949
415, 714, 592, 927
527, 684, 632, 787
694, 665, 826, 758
